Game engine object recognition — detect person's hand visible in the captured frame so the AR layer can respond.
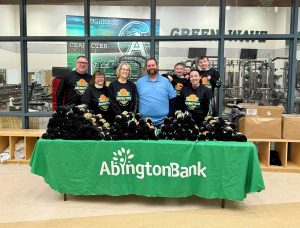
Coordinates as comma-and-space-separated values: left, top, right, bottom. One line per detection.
184, 75, 190, 80
207, 75, 211, 80
167, 75, 173, 82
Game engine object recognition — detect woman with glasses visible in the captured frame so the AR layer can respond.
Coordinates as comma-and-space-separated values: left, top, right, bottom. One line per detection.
108, 63, 137, 116
81, 70, 113, 122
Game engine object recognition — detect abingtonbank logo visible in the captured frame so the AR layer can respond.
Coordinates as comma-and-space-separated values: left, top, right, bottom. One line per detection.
99, 147, 207, 179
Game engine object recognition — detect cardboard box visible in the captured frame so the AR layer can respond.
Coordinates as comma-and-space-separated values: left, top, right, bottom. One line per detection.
240, 105, 284, 118
238, 106, 284, 139
282, 114, 300, 140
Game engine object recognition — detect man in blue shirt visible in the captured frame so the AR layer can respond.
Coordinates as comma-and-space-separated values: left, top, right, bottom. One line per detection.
137, 58, 176, 126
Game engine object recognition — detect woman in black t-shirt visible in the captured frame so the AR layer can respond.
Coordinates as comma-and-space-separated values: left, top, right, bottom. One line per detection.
108, 63, 137, 115
81, 70, 114, 122
177, 69, 212, 124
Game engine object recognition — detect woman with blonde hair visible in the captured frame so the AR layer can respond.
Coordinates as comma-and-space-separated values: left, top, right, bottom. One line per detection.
108, 63, 137, 115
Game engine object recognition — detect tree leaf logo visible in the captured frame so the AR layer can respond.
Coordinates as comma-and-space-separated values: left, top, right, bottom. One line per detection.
112, 147, 134, 166
201, 77, 209, 85
187, 94, 197, 101
78, 79, 88, 86
99, 94, 107, 102
119, 88, 128, 96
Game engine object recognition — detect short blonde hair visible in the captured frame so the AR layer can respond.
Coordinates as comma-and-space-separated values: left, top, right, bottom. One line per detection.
116, 63, 132, 79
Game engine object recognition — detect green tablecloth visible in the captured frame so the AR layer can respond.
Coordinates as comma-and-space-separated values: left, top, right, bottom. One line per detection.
30, 139, 265, 201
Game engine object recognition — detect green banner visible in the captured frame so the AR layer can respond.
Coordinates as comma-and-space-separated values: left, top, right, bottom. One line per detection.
30, 139, 264, 201
66, 15, 160, 81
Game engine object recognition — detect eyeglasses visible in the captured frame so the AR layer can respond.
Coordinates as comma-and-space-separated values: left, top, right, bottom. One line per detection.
77, 61, 88, 65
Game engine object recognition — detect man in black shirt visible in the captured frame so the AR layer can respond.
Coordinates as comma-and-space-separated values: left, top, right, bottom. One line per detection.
56, 56, 92, 108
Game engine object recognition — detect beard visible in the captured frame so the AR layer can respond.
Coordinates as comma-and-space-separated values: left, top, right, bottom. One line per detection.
147, 68, 158, 75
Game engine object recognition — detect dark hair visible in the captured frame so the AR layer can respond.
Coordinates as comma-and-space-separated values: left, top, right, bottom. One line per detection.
76, 56, 89, 62
174, 62, 185, 69
199, 56, 209, 61
145, 58, 158, 67
90, 70, 105, 87
189, 69, 202, 84
185, 66, 191, 69
189, 69, 201, 76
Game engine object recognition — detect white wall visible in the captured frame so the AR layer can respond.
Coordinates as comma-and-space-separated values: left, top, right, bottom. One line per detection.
28, 53, 68, 72
6, 69, 20, 84
0, 47, 21, 84
13, 5, 292, 40
27, 5, 84, 36
90, 6, 150, 19
1, 5, 291, 37
0, 5, 19, 35
0, 46, 20, 69
157, 6, 220, 36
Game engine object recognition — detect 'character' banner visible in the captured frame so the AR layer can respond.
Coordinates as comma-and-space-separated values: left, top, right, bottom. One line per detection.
66, 15, 160, 80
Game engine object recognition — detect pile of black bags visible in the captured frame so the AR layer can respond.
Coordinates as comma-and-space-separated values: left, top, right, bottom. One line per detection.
42, 105, 157, 140
157, 110, 247, 142
43, 106, 247, 142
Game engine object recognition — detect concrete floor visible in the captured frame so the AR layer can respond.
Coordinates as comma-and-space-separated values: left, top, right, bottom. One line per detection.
0, 164, 300, 223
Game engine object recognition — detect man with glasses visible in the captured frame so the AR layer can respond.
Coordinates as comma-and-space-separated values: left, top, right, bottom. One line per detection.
56, 56, 92, 108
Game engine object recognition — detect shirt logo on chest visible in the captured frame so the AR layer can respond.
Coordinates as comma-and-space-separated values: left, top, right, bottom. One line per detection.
201, 77, 212, 89
75, 79, 88, 95
98, 94, 110, 111
185, 94, 200, 110
116, 88, 132, 106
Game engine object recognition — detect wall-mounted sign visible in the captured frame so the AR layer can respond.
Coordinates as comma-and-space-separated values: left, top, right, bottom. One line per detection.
66, 15, 160, 79
170, 28, 268, 42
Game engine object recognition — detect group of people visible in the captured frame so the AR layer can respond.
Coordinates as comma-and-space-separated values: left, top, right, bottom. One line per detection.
56, 55, 221, 127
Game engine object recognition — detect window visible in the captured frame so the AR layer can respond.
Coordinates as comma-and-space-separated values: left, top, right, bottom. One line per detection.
295, 40, 300, 114
0, 1, 20, 36
0, 1, 299, 128
223, 39, 289, 114
0, 42, 21, 112
90, 0, 150, 37
27, 42, 69, 112
27, 0, 84, 36
226, 0, 292, 35
156, 41, 218, 70
157, 0, 220, 36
